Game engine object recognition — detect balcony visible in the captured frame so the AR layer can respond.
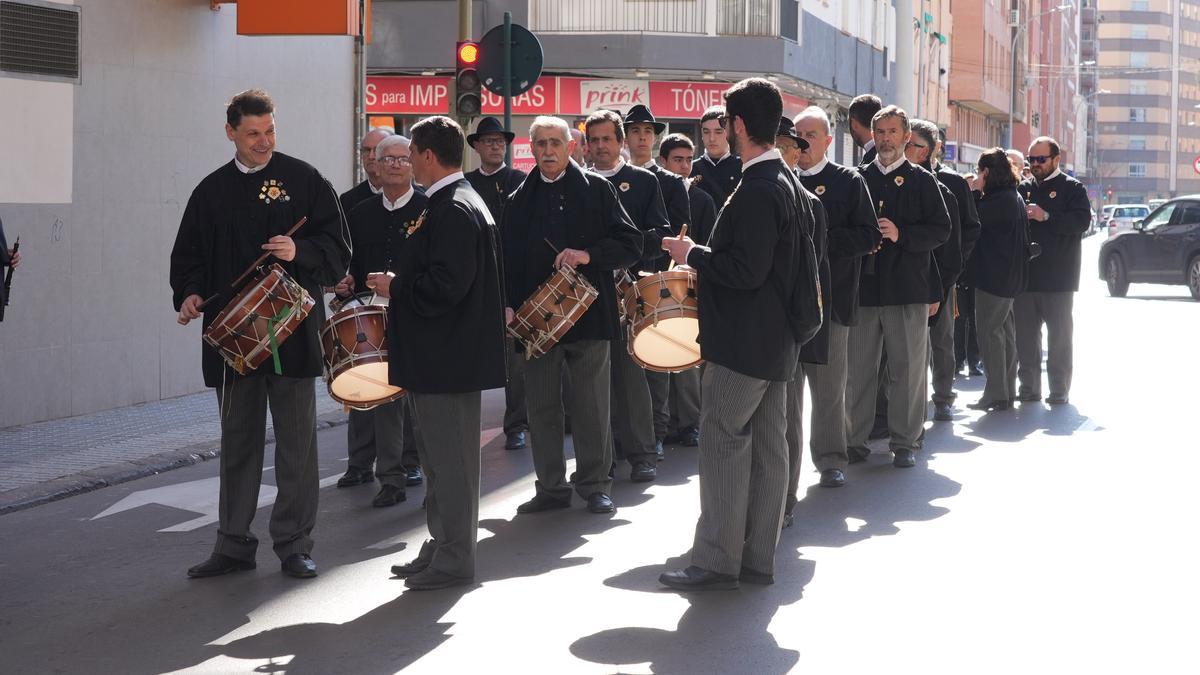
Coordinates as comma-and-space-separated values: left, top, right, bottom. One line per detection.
528, 0, 791, 39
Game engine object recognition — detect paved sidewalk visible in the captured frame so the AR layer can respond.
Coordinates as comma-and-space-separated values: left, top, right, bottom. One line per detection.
0, 382, 348, 514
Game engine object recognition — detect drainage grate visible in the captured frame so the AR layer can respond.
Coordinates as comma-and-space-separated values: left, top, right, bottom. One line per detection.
0, 0, 80, 82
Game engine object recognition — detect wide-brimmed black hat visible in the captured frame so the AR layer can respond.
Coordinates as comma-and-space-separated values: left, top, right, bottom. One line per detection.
776, 117, 810, 150
623, 104, 666, 134
467, 116, 515, 145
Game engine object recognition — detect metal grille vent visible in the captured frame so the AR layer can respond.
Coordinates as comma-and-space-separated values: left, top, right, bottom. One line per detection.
0, 0, 80, 82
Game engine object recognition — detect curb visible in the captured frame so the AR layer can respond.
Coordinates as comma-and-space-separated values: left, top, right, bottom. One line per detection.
0, 412, 349, 516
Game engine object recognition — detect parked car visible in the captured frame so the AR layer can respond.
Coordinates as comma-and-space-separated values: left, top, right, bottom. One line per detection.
1099, 196, 1200, 299
1107, 204, 1150, 236
1098, 204, 1119, 232
1149, 198, 1168, 210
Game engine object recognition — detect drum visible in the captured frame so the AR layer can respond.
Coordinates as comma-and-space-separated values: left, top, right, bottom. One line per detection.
329, 291, 387, 314
509, 265, 599, 359
623, 267, 703, 372
203, 263, 314, 375
320, 304, 404, 410
615, 271, 636, 326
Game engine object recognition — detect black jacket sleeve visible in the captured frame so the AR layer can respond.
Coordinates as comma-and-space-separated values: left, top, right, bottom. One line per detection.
829, 171, 882, 260
170, 189, 208, 311
663, 174, 691, 234
640, 179, 672, 261
293, 173, 353, 287
686, 178, 782, 290
933, 182, 964, 295
585, 179, 644, 272
896, 170, 952, 253
392, 201, 478, 318
1045, 181, 1092, 236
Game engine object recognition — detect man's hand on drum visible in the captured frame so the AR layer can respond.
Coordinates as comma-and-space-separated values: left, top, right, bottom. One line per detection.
334, 274, 355, 297
661, 235, 695, 266
177, 293, 203, 325
365, 272, 394, 299
554, 248, 590, 269
261, 235, 296, 262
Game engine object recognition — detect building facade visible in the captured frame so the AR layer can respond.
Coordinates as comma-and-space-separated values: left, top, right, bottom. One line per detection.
1096, 0, 1200, 204
0, 0, 355, 427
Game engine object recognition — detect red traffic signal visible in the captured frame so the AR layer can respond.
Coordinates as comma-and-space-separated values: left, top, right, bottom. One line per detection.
456, 41, 482, 118
458, 42, 479, 65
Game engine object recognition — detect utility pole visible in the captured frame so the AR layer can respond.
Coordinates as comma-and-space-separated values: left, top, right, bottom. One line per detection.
353, 0, 367, 183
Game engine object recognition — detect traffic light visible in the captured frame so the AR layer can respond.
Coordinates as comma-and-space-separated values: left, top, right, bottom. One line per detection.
1106, 189, 1114, 201
456, 41, 482, 118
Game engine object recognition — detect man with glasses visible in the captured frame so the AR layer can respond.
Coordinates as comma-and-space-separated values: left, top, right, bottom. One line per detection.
1015, 136, 1091, 406
691, 105, 742, 209
340, 127, 394, 217
466, 116, 530, 452
332, 135, 428, 506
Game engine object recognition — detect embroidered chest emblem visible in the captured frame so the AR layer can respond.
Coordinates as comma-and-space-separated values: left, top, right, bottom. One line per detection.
619, 182, 631, 192
815, 185, 826, 196
258, 179, 290, 204
894, 176, 905, 187
406, 209, 428, 238
1049, 191, 1057, 199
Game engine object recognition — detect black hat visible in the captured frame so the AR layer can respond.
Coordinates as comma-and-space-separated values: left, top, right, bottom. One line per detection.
467, 116, 515, 145
623, 104, 666, 134
776, 117, 810, 150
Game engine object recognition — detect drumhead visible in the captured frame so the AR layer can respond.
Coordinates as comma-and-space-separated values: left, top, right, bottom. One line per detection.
330, 362, 403, 404
630, 316, 702, 371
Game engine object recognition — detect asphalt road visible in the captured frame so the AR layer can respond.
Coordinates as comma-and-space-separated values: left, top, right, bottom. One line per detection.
1, 235, 1197, 674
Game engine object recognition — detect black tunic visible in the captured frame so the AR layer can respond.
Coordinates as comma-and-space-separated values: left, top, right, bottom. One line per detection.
973, 188, 1030, 298
170, 152, 352, 387
690, 153, 742, 209
687, 183, 718, 247
797, 161, 882, 327
931, 179, 964, 298
339, 179, 378, 219
602, 163, 671, 272
345, 190, 429, 291
860, 144, 878, 168
799, 191, 832, 365
1019, 172, 1092, 292
386, 178, 506, 394
0, 215, 10, 308
465, 165, 526, 226
685, 157, 818, 382
858, 160, 952, 307
501, 162, 643, 342
937, 164, 982, 264
641, 161, 691, 271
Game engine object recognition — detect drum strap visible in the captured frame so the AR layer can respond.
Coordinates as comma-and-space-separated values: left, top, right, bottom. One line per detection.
267, 304, 295, 375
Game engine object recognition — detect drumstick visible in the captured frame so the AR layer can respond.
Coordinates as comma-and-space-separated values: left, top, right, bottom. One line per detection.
678, 223, 688, 240
196, 216, 308, 312
543, 237, 561, 255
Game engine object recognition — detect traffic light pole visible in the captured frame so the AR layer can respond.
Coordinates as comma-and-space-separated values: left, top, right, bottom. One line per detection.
503, 12, 513, 166
456, 0, 471, 128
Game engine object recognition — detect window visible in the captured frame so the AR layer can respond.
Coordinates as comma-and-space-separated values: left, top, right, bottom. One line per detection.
1130, 81, 1149, 95
1130, 108, 1147, 122
1143, 204, 1175, 230
1131, 25, 1149, 40
1128, 163, 1148, 177
1177, 204, 1200, 225
1129, 137, 1146, 150
1131, 0, 1149, 10
1130, 53, 1150, 68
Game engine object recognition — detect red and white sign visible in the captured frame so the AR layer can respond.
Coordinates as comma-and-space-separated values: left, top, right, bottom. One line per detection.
649, 81, 728, 118
366, 77, 449, 115
1193, 155, 1200, 175
511, 136, 537, 173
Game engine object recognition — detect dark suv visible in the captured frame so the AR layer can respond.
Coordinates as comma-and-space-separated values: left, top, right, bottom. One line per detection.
1098, 197, 1200, 300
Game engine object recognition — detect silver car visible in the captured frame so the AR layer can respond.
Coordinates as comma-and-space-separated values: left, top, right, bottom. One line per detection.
1108, 204, 1151, 236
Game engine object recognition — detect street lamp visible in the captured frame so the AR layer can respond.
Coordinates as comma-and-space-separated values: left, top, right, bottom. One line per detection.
1008, 3, 1072, 147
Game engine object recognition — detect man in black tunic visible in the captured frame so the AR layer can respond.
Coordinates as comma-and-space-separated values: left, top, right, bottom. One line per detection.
657, 133, 717, 447
787, 106, 881, 507
691, 105, 742, 209
334, 134, 427, 507
1015, 136, 1091, 405
465, 116, 530, 452
366, 116, 507, 590
0, 214, 19, 310
171, 89, 351, 579
587, 109, 671, 482
660, 78, 821, 590
847, 105, 951, 469
503, 115, 642, 515
849, 94, 882, 167
339, 126, 393, 217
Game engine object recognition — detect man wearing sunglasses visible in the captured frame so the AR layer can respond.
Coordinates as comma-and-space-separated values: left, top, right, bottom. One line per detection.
1015, 137, 1091, 406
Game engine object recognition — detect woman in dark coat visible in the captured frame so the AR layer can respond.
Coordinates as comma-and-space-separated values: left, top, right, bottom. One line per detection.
967, 148, 1029, 412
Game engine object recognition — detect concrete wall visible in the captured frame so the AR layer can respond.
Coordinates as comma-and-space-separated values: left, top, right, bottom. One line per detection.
0, 0, 355, 428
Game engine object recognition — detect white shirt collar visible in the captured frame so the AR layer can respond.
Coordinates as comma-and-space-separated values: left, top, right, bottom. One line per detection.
367, 179, 383, 194
425, 171, 465, 198
381, 187, 414, 212
873, 155, 907, 175
480, 163, 506, 177
640, 159, 658, 170
798, 156, 830, 177
234, 156, 267, 174
594, 158, 626, 178
741, 148, 783, 172
1039, 167, 1063, 183
864, 139, 876, 152
704, 150, 731, 165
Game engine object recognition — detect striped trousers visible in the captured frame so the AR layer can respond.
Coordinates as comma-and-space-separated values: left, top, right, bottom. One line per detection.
690, 363, 789, 576
787, 322, 850, 501
846, 304, 929, 453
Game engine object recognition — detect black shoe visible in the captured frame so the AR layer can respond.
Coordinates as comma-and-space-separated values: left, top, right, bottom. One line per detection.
281, 553, 318, 578
1016, 392, 1042, 403
504, 431, 527, 450
1047, 394, 1069, 405
892, 449, 916, 468
372, 484, 407, 508
659, 565, 739, 591
336, 466, 375, 488
391, 539, 436, 577
187, 553, 255, 578
968, 363, 984, 376
516, 493, 571, 514
967, 398, 1011, 411
933, 401, 953, 421
586, 492, 615, 513
654, 440, 665, 462
819, 468, 846, 488
955, 361, 966, 375
404, 567, 473, 591
847, 446, 871, 464
405, 466, 424, 487
739, 567, 775, 585
630, 461, 656, 483
868, 426, 889, 441
679, 427, 700, 447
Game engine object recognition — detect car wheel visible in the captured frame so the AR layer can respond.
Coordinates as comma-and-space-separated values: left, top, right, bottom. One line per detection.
1106, 254, 1129, 297
1188, 256, 1200, 301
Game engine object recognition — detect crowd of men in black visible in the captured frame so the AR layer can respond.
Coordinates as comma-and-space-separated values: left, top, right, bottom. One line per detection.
169, 79, 1091, 591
